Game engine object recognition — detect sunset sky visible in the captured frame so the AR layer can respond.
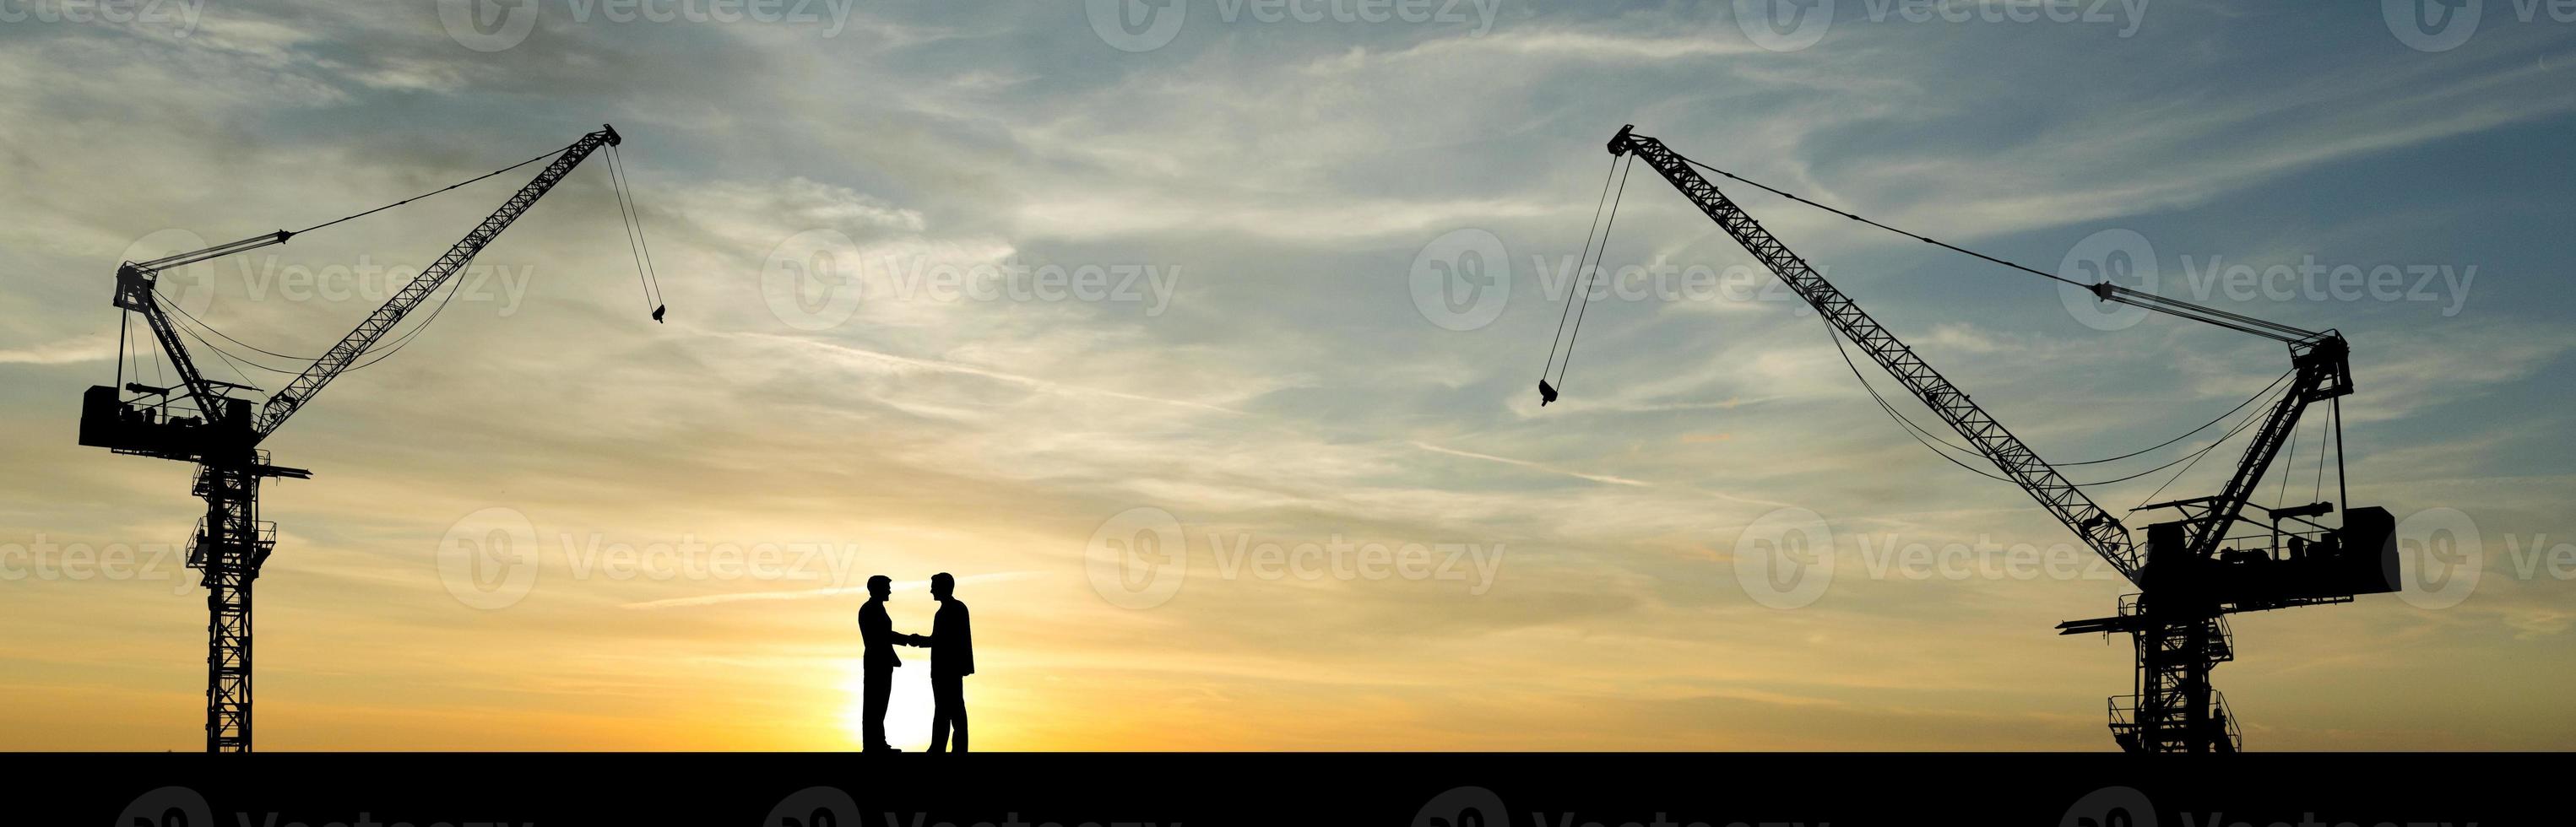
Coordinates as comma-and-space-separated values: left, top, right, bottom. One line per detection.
3, 3, 2571, 751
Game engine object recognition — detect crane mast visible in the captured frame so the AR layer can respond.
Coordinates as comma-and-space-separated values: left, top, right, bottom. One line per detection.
79, 125, 629, 753
1592, 126, 2399, 752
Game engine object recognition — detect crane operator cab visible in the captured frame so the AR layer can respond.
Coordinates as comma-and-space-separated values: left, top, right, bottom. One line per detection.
2139, 503, 2400, 608
79, 383, 254, 460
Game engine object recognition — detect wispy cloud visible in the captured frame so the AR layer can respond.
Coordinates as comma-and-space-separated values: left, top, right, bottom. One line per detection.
1410, 441, 1651, 487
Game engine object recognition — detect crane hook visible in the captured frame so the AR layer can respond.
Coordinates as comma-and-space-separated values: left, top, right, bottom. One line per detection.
1537, 380, 1559, 406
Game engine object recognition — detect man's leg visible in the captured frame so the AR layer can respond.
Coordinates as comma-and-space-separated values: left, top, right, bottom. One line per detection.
950, 677, 967, 753
930, 673, 967, 754
864, 665, 893, 749
927, 673, 952, 752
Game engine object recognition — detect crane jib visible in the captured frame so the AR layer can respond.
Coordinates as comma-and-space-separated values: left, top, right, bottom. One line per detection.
252, 127, 621, 440
1604, 127, 2145, 583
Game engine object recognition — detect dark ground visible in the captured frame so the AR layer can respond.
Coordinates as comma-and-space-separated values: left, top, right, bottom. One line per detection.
18, 751, 2550, 825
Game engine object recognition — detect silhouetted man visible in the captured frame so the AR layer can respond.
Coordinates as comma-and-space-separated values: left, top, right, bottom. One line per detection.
854, 575, 912, 753
900, 572, 973, 753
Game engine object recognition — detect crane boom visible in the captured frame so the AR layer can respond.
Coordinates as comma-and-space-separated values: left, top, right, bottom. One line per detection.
254, 124, 621, 438
1604, 127, 2143, 581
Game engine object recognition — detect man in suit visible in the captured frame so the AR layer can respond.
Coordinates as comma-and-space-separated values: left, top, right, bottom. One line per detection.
854, 575, 913, 753
899, 572, 974, 753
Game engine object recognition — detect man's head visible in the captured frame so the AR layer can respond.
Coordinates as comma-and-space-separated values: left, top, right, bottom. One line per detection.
867, 575, 892, 600
930, 571, 955, 601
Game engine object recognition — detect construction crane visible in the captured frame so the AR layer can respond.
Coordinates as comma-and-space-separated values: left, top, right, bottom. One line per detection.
1538, 126, 2400, 752
77, 124, 663, 753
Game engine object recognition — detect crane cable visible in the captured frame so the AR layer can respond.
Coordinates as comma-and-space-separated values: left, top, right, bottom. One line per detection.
126, 140, 572, 366
1847, 345, 2293, 470
2124, 380, 2299, 513
605, 143, 666, 322
1669, 151, 2085, 289
1672, 149, 2319, 342
290, 141, 573, 239
127, 134, 668, 381
1538, 156, 1622, 394
1550, 146, 2321, 477
1536, 153, 1634, 403
1821, 311, 2294, 489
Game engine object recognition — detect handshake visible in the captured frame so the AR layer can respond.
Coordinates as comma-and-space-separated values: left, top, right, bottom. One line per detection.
896, 633, 932, 647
